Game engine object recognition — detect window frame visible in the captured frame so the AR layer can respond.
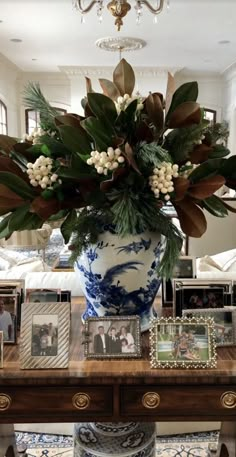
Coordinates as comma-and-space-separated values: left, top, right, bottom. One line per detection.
25, 107, 67, 134
0, 99, 8, 135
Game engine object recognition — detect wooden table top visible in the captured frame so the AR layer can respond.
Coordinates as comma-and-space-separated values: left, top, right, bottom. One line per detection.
2, 299, 236, 387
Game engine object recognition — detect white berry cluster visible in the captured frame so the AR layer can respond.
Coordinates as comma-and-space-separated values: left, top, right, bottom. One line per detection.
22, 128, 56, 144
115, 93, 143, 115
149, 162, 179, 201
179, 161, 199, 179
194, 134, 205, 145
27, 156, 60, 189
86, 147, 125, 175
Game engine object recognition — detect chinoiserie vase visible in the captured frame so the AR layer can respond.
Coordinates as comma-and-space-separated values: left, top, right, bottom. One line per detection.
74, 422, 156, 457
74, 229, 162, 331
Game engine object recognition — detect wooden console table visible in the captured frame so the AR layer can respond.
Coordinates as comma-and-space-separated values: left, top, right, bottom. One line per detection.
1, 300, 236, 456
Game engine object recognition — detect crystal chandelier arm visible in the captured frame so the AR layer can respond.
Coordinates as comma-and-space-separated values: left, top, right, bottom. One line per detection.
74, 0, 98, 14
139, 0, 164, 14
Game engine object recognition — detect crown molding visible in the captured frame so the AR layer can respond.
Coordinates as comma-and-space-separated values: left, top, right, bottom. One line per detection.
222, 61, 236, 81
59, 65, 183, 78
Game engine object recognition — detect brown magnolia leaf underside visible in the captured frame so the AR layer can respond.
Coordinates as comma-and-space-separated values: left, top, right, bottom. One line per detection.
188, 175, 225, 199
0, 156, 29, 183
0, 184, 25, 210
172, 177, 190, 201
165, 72, 175, 115
99, 79, 120, 101
174, 197, 207, 237
145, 93, 164, 131
54, 114, 84, 129
100, 167, 128, 192
113, 58, 135, 97
124, 143, 141, 175
31, 196, 61, 220
85, 77, 94, 94
190, 144, 213, 164
0, 134, 17, 154
168, 102, 201, 129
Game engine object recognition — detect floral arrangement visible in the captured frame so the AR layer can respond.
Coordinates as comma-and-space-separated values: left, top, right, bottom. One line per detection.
0, 58, 235, 277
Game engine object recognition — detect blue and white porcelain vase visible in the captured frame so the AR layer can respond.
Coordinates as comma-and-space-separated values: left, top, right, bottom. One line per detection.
74, 229, 162, 331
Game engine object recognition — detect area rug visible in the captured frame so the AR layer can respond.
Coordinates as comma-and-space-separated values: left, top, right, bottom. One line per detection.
15, 430, 219, 457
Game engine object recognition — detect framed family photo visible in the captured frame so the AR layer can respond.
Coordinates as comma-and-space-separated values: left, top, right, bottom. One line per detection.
84, 316, 141, 359
20, 301, 71, 369
26, 288, 59, 303
183, 308, 236, 347
173, 279, 232, 316
150, 317, 217, 369
0, 294, 17, 344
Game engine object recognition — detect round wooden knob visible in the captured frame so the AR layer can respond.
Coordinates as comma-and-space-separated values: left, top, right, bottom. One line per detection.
221, 392, 236, 409
142, 392, 160, 409
72, 393, 91, 410
0, 393, 11, 411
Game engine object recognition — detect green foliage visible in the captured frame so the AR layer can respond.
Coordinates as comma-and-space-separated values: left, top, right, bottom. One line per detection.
137, 142, 172, 169
58, 125, 92, 155
165, 81, 198, 123
202, 195, 228, 217
163, 121, 207, 163
61, 209, 78, 244
0, 172, 35, 199
23, 82, 60, 132
189, 158, 225, 182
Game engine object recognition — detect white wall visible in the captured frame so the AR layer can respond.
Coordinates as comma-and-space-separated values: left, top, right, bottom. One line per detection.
0, 53, 20, 136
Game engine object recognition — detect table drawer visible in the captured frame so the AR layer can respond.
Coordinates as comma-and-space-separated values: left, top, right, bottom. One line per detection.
0, 386, 113, 417
120, 386, 236, 417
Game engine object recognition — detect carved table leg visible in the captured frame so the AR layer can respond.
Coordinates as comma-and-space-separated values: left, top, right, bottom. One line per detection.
0, 424, 18, 457
211, 422, 235, 457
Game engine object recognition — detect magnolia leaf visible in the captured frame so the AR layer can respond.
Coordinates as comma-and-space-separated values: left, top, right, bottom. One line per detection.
100, 167, 127, 192
0, 134, 17, 154
188, 158, 225, 182
31, 196, 61, 220
85, 76, 94, 93
0, 156, 29, 182
145, 93, 164, 131
124, 143, 141, 175
113, 58, 135, 96
172, 177, 190, 201
221, 199, 236, 214
58, 125, 92, 155
221, 156, 236, 179
188, 175, 225, 199
0, 172, 35, 199
55, 113, 84, 129
167, 102, 201, 128
165, 72, 175, 115
190, 144, 213, 164
81, 117, 114, 151
174, 197, 207, 237
61, 209, 77, 244
209, 144, 230, 159
0, 214, 13, 239
87, 93, 117, 124
0, 184, 25, 211
203, 195, 228, 217
135, 121, 154, 143
166, 81, 198, 123
8, 205, 35, 231
99, 78, 120, 100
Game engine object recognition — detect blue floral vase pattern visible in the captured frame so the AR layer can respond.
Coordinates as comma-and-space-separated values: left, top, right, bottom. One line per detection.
74, 229, 162, 330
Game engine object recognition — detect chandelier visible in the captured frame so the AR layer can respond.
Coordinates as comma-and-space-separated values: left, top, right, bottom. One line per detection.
72, 0, 169, 31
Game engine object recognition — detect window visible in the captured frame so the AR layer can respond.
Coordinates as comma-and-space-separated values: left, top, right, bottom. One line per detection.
25, 108, 67, 135
0, 100, 7, 134
203, 108, 216, 126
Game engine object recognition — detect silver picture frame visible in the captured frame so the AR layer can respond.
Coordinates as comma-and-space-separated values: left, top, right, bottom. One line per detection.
150, 316, 217, 369
84, 316, 141, 359
183, 307, 236, 347
20, 301, 71, 369
173, 279, 232, 317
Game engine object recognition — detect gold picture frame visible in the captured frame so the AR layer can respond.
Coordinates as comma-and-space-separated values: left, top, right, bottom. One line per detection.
20, 301, 71, 369
150, 316, 217, 369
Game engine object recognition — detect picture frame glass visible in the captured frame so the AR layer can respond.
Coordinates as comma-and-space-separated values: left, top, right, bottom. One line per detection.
84, 317, 141, 359
0, 294, 17, 343
31, 313, 58, 356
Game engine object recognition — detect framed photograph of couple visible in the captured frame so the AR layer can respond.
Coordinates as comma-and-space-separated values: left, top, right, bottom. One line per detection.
0, 294, 17, 344
20, 301, 71, 369
84, 316, 141, 359
183, 308, 236, 347
150, 316, 217, 369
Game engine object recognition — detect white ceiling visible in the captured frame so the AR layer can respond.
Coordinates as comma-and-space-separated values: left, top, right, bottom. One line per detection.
0, 0, 235, 73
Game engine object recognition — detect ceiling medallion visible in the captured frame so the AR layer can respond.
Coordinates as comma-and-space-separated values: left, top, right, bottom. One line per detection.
95, 37, 146, 53
73, 0, 169, 31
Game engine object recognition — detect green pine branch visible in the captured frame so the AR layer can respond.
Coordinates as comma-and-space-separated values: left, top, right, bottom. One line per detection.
23, 82, 60, 132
